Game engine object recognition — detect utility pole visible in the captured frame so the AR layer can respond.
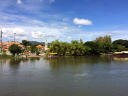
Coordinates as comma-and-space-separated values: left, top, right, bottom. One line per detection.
0, 30, 3, 54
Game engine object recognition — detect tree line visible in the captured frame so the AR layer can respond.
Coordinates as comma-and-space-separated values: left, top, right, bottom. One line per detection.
8, 35, 128, 56
49, 35, 128, 56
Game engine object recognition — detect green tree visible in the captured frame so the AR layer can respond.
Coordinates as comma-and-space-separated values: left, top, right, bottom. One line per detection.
112, 44, 126, 52
49, 40, 91, 56
22, 40, 32, 54
50, 40, 69, 55
30, 45, 38, 53
69, 40, 86, 56
22, 40, 31, 47
112, 39, 128, 48
95, 35, 112, 43
84, 41, 100, 55
50, 40, 61, 55
95, 35, 112, 53
9, 44, 22, 56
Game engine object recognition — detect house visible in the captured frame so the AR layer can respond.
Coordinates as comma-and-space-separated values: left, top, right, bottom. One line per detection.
36, 45, 45, 53
0, 41, 25, 55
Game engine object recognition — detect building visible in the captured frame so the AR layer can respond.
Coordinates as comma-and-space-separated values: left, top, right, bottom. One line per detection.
0, 41, 24, 55
36, 45, 45, 53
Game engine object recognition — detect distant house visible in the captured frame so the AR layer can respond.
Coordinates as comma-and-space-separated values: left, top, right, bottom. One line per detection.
0, 41, 25, 55
36, 45, 45, 53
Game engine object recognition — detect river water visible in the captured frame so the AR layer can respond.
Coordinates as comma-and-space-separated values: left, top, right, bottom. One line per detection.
0, 56, 128, 96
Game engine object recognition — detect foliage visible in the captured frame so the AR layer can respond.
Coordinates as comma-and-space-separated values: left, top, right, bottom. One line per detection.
30, 46, 38, 53
69, 40, 86, 56
95, 35, 112, 43
36, 51, 40, 56
9, 44, 22, 56
50, 40, 69, 55
48, 35, 128, 56
112, 39, 128, 49
95, 35, 112, 53
112, 44, 126, 52
112, 39, 128, 52
22, 40, 31, 47
50, 40, 89, 56
84, 41, 100, 55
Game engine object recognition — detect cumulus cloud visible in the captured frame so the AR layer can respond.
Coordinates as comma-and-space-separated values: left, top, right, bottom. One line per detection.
2, 27, 26, 36
1, 25, 128, 42
17, 0, 22, 4
12, 28, 26, 36
2, 27, 28, 41
73, 18, 93, 26
32, 31, 43, 39
31, 27, 65, 40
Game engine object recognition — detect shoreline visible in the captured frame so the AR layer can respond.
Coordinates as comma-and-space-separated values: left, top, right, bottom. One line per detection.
1, 53, 128, 59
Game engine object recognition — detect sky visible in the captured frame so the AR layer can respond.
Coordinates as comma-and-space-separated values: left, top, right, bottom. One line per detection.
0, 0, 128, 42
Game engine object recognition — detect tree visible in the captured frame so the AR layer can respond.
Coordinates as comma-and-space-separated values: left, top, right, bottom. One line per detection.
95, 35, 112, 43
30, 45, 38, 53
50, 40, 61, 55
112, 44, 126, 52
30, 45, 40, 56
22, 40, 32, 55
49, 40, 93, 56
69, 40, 86, 56
113, 39, 128, 48
9, 44, 22, 56
95, 35, 112, 53
22, 40, 31, 47
84, 41, 100, 55
50, 40, 69, 55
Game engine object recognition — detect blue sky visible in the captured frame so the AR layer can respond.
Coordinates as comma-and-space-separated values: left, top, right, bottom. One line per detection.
0, 0, 128, 42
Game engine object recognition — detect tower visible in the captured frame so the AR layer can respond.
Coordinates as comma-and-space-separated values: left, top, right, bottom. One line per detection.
45, 40, 48, 51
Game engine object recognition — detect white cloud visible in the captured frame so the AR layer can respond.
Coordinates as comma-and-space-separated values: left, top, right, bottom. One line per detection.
49, 0, 55, 4
2, 27, 28, 41
1, 25, 128, 42
73, 18, 93, 26
32, 31, 43, 39
12, 28, 26, 36
31, 27, 64, 40
17, 0, 22, 4
2, 27, 26, 35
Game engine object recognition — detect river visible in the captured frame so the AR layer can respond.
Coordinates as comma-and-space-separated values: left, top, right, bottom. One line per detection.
0, 56, 128, 96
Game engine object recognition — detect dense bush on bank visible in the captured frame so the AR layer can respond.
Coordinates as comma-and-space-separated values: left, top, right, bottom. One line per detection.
49, 35, 128, 56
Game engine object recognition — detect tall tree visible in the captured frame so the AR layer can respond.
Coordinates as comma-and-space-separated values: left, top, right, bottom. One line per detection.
95, 35, 112, 53
84, 41, 100, 55
9, 44, 22, 56
113, 39, 128, 48
69, 40, 86, 56
22, 40, 31, 47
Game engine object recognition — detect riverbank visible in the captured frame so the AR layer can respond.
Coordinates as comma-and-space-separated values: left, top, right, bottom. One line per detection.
1, 52, 128, 59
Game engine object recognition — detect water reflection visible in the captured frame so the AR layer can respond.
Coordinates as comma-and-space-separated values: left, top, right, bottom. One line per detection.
47, 56, 112, 65
0, 56, 128, 96
9, 58, 24, 69
46, 56, 113, 70
0, 56, 127, 72
8, 58, 22, 74
113, 57, 128, 61
0, 57, 41, 75
29, 57, 40, 63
